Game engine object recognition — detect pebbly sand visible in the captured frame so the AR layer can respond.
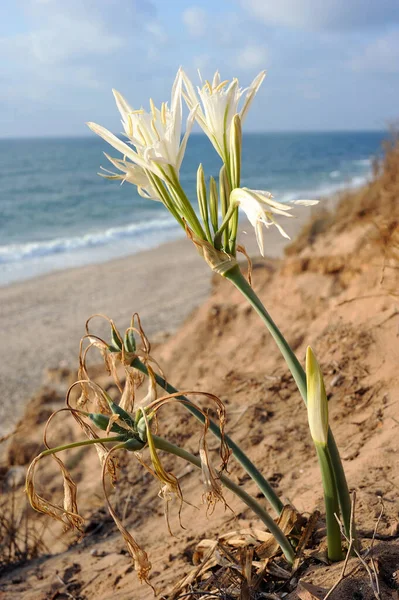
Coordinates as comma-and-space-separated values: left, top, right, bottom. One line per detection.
0, 202, 331, 435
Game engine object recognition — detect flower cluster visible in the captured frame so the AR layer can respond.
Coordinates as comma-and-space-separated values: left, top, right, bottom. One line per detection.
88, 68, 318, 269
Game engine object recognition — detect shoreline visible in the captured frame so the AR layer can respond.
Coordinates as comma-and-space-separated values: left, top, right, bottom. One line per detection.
0, 196, 339, 435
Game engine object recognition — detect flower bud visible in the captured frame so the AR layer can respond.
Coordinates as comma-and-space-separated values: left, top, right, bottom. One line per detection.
88, 412, 130, 436
306, 346, 329, 446
209, 176, 219, 233
197, 164, 208, 224
230, 114, 242, 189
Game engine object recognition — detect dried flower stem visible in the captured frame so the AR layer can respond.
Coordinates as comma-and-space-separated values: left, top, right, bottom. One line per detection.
131, 357, 284, 516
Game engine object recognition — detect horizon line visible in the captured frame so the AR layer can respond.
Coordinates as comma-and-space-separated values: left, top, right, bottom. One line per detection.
0, 128, 390, 141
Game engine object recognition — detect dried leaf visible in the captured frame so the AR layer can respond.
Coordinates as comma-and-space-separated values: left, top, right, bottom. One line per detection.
26, 454, 84, 532
256, 505, 298, 559
102, 447, 152, 585
297, 580, 330, 600
119, 366, 136, 412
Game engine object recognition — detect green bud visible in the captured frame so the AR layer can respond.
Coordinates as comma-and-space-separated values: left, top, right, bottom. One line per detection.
219, 165, 231, 250
88, 412, 130, 436
124, 329, 136, 353
209, 177, 219, 234
108, 324, 122, 352
196, 164, 212, 243
122, 438, 144, 452
104, 392, 136, 430
136, 417, 147, 443
230, 114, 242, 190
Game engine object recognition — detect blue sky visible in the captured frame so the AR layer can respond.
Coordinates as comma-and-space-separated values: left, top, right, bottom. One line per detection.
1, 0, 398, 137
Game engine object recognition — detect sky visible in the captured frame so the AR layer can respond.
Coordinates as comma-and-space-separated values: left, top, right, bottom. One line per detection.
0, 0, 399, 137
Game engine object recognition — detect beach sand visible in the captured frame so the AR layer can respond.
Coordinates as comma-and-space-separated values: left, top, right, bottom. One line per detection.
2, 151, 399, 599
0, 203, 329, 435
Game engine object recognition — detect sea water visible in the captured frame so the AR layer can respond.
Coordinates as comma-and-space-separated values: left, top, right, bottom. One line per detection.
0, 131, 386, 286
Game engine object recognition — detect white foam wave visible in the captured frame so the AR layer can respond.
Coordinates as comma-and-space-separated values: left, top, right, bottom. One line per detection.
329, 170, 340, 178
279, 173, 370, 204
0, 216, 178, 264
353, 158, 372, 166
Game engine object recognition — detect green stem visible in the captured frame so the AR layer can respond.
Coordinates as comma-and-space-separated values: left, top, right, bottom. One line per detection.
145, 171, 186, 231
327, 429, 353, 540
315, 444, 343, 561
169, 169, 206, 240
214, 201, 238, 249
40, 435, 129, 457
152, 434, 294, 564
223, 264, 352, 539
219, 166, 230, 251
131, 357, 284, 516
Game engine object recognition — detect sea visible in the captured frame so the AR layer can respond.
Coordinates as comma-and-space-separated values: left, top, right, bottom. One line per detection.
0, 131, 387, 287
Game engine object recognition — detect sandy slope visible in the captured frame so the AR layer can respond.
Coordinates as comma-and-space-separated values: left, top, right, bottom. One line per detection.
1, 147, 399, 599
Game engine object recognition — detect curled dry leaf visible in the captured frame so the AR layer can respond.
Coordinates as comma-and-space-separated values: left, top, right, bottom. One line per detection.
141, 409, 184, 536
199, 438, 226, 514
146, 390, 231, 471
26, 454, 84, 532
64, 389, 118, 484
119, 366, 136, 412
102, 447, 152, 585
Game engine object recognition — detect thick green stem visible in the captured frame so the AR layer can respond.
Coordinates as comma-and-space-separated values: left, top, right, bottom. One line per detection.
224, 265, 307, 398
131, 357, 284, 516
223, 264, 352, 539
315, 444, 343, 561
327, 430, 352, 539
152, 434, 295, 564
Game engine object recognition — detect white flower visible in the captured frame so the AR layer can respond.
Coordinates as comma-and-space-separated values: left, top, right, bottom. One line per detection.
181, 69, 265, 160
230, 187, 319, 256
87, 69, 196, 184
99, 153, 160, 200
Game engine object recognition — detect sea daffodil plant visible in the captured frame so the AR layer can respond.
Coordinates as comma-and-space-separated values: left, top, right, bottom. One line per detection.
26, 67, 355, 582
87, 68, 352, 535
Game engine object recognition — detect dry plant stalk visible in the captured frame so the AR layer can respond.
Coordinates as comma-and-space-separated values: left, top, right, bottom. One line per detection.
27, 315, 265, 588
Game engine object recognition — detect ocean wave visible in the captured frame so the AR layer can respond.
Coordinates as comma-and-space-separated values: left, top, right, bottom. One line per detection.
329, 170, 340, 178
279, 173, 370, 203
0, 216, 178, 264
352, 158, 372, 166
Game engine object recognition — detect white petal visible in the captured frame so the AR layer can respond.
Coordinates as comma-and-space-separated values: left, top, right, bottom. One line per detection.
176, 104, 198, 170
255, 221, 265, 256
240, 71, 266, 122
269, 215, 291, 239
290, 199, 319, 206
87, 122, 139, 162
87, 122, 163, 178
170, 71, 183, 159
112, 89, 135, 120
212, 71, 221, 88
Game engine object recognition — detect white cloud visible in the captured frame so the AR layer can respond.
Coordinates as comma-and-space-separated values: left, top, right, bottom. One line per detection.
144, 22, 168, 45
349, 30, 399, 73
7, 17, 123, 67
182, 6, 207, 37
242, 0, 399, 30
236, 45, 268, 70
